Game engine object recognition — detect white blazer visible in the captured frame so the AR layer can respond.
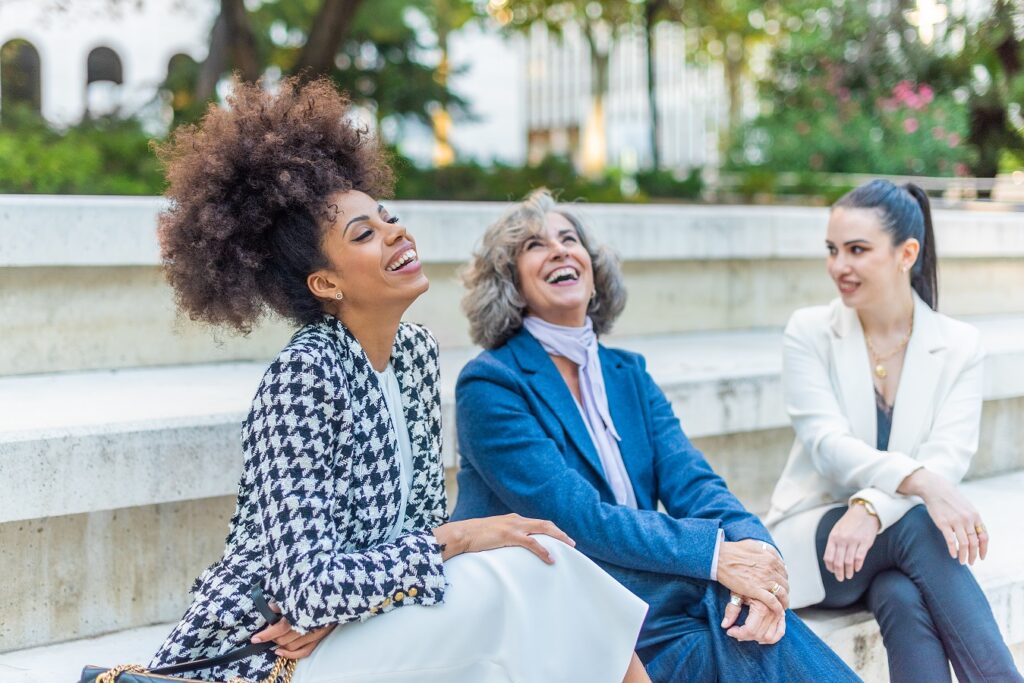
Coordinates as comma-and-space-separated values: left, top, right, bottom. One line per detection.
765, 293, 984, 608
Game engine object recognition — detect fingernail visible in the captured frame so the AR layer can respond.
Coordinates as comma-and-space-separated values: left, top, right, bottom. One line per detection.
251, 637, 260, 643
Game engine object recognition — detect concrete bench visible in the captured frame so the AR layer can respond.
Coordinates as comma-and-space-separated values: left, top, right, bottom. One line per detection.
4, 471, 1022, 683
3, 316, 1024, 653
3, 315, 1024, 525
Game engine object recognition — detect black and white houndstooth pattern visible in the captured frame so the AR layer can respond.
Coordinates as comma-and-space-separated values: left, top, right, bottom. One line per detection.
150, 316, 448, 681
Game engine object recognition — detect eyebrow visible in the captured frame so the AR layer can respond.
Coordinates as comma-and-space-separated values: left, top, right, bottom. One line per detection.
557, 228, 577, 238
824, 239, 872, 246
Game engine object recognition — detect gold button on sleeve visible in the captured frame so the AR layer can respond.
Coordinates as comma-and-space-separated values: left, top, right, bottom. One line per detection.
408, 587, 418, 597
394, 591, 406, 602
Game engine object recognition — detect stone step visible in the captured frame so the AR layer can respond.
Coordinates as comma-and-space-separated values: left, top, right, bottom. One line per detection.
3, 316, 1023, 653
3, 196, 1024, 375
3, 315, 1023, 524
3, 472, 1023, 683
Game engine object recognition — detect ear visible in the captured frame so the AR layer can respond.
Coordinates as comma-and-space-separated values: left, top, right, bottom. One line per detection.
900, 237, 921, 272
307, 269, 343, 301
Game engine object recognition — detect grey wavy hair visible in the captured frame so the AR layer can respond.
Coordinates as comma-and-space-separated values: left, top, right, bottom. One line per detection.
461, 188, 627, 349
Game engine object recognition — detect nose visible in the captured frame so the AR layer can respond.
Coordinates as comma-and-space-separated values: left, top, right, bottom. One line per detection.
829, 253, 850, 276
384, 221, 408, 243
549, 238, 568, 259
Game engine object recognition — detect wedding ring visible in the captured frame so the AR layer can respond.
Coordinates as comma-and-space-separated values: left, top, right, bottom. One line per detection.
769, 582, 782, 596
975, 524, 986, 534
729, 593, 743, 607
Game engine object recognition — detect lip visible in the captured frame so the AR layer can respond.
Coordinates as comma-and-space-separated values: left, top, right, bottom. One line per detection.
543, 264, 581, 287
835, 279, 860, 295
385, 243, 421, 274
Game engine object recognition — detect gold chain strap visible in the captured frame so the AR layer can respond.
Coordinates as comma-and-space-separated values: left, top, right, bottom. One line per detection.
96, 665, 148, 683
98, 655, 295, 683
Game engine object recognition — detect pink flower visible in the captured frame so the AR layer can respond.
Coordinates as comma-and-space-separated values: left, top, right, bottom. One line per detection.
838, 87, 851, 102
903, 117, 919, 134
932, 126, 946, 140
955, 162, 969, 176
948, 132, 960, 147
919, 84, 934, 104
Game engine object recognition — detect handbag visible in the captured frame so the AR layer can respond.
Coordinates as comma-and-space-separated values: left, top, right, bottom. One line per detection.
78, 588, 297, 683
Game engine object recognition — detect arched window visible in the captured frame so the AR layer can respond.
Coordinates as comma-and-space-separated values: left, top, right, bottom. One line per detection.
87, 46, 123, 85
1, 39, 42, 122
85, 46, 123, 117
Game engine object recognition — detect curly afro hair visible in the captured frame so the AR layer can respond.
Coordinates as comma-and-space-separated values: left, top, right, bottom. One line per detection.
156, 77, 394, 333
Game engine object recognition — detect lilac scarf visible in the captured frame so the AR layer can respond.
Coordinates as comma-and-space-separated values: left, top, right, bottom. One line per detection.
522, 316, 638, 508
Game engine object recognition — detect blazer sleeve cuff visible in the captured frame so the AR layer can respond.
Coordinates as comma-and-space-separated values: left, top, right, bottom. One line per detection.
850, 488, 920, 535
872, 453, 923, 495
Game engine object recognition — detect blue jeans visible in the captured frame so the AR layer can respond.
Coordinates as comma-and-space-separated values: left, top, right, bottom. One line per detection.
815, 504, 1022, 683
636, 581, 861, 682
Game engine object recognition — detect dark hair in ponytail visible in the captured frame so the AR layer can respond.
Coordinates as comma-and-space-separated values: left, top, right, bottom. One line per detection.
832, 179, 938, 310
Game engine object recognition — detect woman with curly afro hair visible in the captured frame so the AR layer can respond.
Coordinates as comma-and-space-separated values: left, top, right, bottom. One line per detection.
146, 78, 650, 683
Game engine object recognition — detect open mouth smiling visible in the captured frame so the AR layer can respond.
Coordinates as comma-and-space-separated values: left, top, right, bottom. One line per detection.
386, 248, 418, 272
545, 266, 579, 285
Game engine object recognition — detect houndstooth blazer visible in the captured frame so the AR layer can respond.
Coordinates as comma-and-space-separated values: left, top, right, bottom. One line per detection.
150, 316, 449, 681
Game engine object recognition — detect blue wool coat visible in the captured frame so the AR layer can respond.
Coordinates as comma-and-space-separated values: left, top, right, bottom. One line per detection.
452, 327, 774, 653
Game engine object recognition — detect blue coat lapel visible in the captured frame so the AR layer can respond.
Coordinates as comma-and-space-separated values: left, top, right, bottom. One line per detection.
507, 329, 610, 488
598, 346, 652, 509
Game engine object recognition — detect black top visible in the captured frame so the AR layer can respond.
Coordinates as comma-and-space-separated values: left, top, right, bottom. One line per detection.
875, 388, 894, 451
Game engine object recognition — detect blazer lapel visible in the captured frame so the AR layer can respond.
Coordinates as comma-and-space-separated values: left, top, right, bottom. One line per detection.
829, 302, 877, 446
508, 329, 609, 486
387, 327, 440, 528
889, 294, 945, 455
599, 346, 653, 509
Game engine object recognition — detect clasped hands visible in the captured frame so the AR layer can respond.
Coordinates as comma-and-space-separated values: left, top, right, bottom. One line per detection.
716, 539, 789, 645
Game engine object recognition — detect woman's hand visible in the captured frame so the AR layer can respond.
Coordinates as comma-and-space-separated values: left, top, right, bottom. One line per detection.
823, 505, 880, 582
716, 540, 789, 617
900, 468, 988, 565
433, 513, 575, 564
721, 596, 787, 645
251, 602, 336, 659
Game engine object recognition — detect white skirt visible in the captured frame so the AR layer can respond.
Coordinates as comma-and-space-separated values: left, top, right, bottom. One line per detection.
292, 534, 648, 683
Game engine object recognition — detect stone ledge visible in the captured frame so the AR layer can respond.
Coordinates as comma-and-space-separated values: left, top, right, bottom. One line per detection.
2, 316, 1024, 524
3, 195, 1024, 267
3, 473, 1023, 682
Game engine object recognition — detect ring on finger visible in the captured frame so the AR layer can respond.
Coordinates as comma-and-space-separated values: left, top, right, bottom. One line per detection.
729, 593, 743, 607
975, 523, 986, 534
769, 582, 782, 596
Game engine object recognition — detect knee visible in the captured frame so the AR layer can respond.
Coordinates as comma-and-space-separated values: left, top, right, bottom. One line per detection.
898, 504, 932, 532
867, 571, 925, 617
892, 505, 947, 549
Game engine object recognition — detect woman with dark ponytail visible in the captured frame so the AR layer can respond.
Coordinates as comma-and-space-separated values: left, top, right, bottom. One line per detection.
765, 179, 1021, 681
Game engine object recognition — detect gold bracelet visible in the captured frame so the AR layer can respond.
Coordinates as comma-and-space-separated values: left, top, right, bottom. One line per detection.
850, 497, 878, 518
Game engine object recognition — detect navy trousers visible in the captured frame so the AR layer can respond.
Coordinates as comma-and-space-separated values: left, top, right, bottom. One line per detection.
815, 504, 1022, 683
636, 581, 861, 682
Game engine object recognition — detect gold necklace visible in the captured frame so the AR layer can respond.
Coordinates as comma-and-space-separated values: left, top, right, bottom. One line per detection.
865, 321, 913, 379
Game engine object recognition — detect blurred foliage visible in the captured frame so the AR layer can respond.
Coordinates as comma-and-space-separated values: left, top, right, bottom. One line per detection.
728, 0, 1021, 180
161, 0, 476, 129
394, 153, 701, 202
0, 108, 162, 195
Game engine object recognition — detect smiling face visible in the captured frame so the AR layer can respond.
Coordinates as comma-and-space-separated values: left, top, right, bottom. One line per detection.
826, 207, 919, 309
307, 189, 428, 318
515, 211, 594, 327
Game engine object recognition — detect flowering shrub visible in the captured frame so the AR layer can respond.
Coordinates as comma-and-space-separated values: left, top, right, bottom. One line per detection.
728, 75, 976, 179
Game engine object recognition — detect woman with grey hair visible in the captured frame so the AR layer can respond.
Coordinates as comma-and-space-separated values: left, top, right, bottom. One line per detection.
452, 189, 860, 682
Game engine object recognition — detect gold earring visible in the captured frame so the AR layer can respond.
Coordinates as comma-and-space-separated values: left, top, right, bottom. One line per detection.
335, 292, 344, 300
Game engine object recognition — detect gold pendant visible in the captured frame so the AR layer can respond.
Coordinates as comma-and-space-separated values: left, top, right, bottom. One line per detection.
875, 364, 888, 379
